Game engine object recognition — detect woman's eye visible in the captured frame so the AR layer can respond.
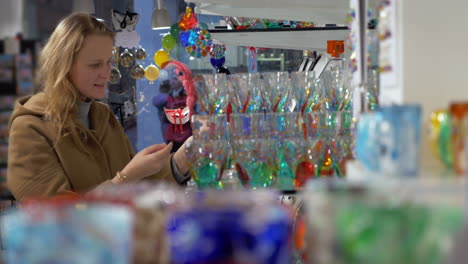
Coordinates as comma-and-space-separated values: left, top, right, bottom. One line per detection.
89, 64, 100, 68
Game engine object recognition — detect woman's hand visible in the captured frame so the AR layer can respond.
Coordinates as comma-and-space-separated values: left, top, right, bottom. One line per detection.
173, 136, 192, 175
112, 142, 173, 183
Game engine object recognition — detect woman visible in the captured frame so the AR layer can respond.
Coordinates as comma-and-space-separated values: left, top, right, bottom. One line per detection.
7, 13, 190, 201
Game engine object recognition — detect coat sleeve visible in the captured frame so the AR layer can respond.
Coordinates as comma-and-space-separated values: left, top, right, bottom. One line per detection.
7, 116, 72, 202
143, 154, 177, 183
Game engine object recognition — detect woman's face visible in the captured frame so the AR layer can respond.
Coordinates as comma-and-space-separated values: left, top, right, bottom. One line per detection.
69, 34, 113, 100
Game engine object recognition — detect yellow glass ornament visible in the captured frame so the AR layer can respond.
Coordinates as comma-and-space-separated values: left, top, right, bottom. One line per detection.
154, 50, 170, 68
144, 64, 160, 84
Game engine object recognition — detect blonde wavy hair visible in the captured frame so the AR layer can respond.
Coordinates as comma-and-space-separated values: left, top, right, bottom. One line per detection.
37, 13, 115, 148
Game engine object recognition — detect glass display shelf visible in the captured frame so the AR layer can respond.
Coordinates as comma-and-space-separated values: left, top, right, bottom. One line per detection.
209, 26, 349, 51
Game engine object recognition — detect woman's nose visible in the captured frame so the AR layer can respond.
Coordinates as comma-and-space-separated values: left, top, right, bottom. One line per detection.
100, 63, 112, 81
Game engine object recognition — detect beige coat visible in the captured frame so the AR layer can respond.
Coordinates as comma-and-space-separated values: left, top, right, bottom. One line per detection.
7, 93, 175, 201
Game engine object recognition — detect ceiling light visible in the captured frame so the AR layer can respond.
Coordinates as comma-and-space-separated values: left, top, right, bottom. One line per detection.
151, 0, 171, 30
73, 0, 95, 14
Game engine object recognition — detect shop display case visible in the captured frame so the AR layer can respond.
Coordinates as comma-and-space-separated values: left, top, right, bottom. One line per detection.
190, 0, 351, 52
190, 0, 350, 24
182, 1, 468, 263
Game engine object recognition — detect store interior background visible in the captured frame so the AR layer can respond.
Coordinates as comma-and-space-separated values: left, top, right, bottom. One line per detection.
0, 0, 303, 151
1, 0, 468, 172
1, 1, 468, 262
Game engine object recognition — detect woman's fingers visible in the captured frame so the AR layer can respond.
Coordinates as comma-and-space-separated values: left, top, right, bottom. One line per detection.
151, 142, 173, 158
142, 143, 168, 154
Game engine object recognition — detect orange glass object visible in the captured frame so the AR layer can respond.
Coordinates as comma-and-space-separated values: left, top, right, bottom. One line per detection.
178, 7, 198, 31
295, 161, 315, 187
449, 102, 468, 175
320, 149, 334, 176
294, 216, 306, 251
327, 40, 345, 58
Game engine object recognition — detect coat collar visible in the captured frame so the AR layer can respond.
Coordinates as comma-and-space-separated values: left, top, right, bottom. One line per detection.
88, 100, 110, 141
11, 93, 111, 142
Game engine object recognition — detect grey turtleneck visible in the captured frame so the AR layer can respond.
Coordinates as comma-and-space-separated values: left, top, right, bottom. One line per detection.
77, 100, 92, 129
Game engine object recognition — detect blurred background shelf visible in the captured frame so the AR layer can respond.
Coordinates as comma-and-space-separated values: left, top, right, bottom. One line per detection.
189, 0, 349, 24
209, 26, 349, 51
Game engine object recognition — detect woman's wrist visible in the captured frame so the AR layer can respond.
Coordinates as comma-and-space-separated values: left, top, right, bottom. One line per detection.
173, 147, 189, 175
111, 170, 129, 184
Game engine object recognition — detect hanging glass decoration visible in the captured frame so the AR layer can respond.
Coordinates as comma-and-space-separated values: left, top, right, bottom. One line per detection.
210, 44, 226, 59
224, 16, 257, 30
190, 28, 201, 44
134, 48, 147, 60
144, 64, 160, 84
170, 23, 180, 39
200, 28, 211, 39
178, 6, 198, 31
210, 57, 225, 68
178, 31, 190, 47
199, 22, 209, 30
130, 64, 145, 80
185, 28, 212, 58
109, 67, 121, 84
154, 50, 170, 68
112, 47, 120, 65
119, 49, 134, 67
162, 34, 177, 51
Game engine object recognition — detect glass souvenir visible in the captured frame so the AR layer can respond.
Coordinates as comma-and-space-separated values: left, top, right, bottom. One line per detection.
449, 102, 468, 175
1, 202, 133, 264
185, 29, 212, 58
301, 179, 465, 264
170, 23, 180, 38
356, 105, 422, 176
319, 40, 351, 111
109, 67, 121, 84
134, 47, 147, 60
290, 71, 317, 113
261, 71, 292, 112
210, 57, 225, 68
210, 44, 226, 60
295, 138, 321, 187
119, 49, 134, 68
130, 64, 145, 80
144, 64, 160, 84
185, 139, 229, 189
262, 19, 283, 28
276, 138, 302, 190
224, 16, 257, 30
230, 73, 262, 113
194, 73, 228, 115
154, 50, 170, 68
232, 139, 276, 189
112, 47, 120, 65
429, 110, 452, 169
162, 34, 177, 51
178, 7, 197, 31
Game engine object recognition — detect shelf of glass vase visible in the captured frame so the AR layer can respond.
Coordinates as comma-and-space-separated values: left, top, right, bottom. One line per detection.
208, 26, 349, 51
188, 0, 350, 24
